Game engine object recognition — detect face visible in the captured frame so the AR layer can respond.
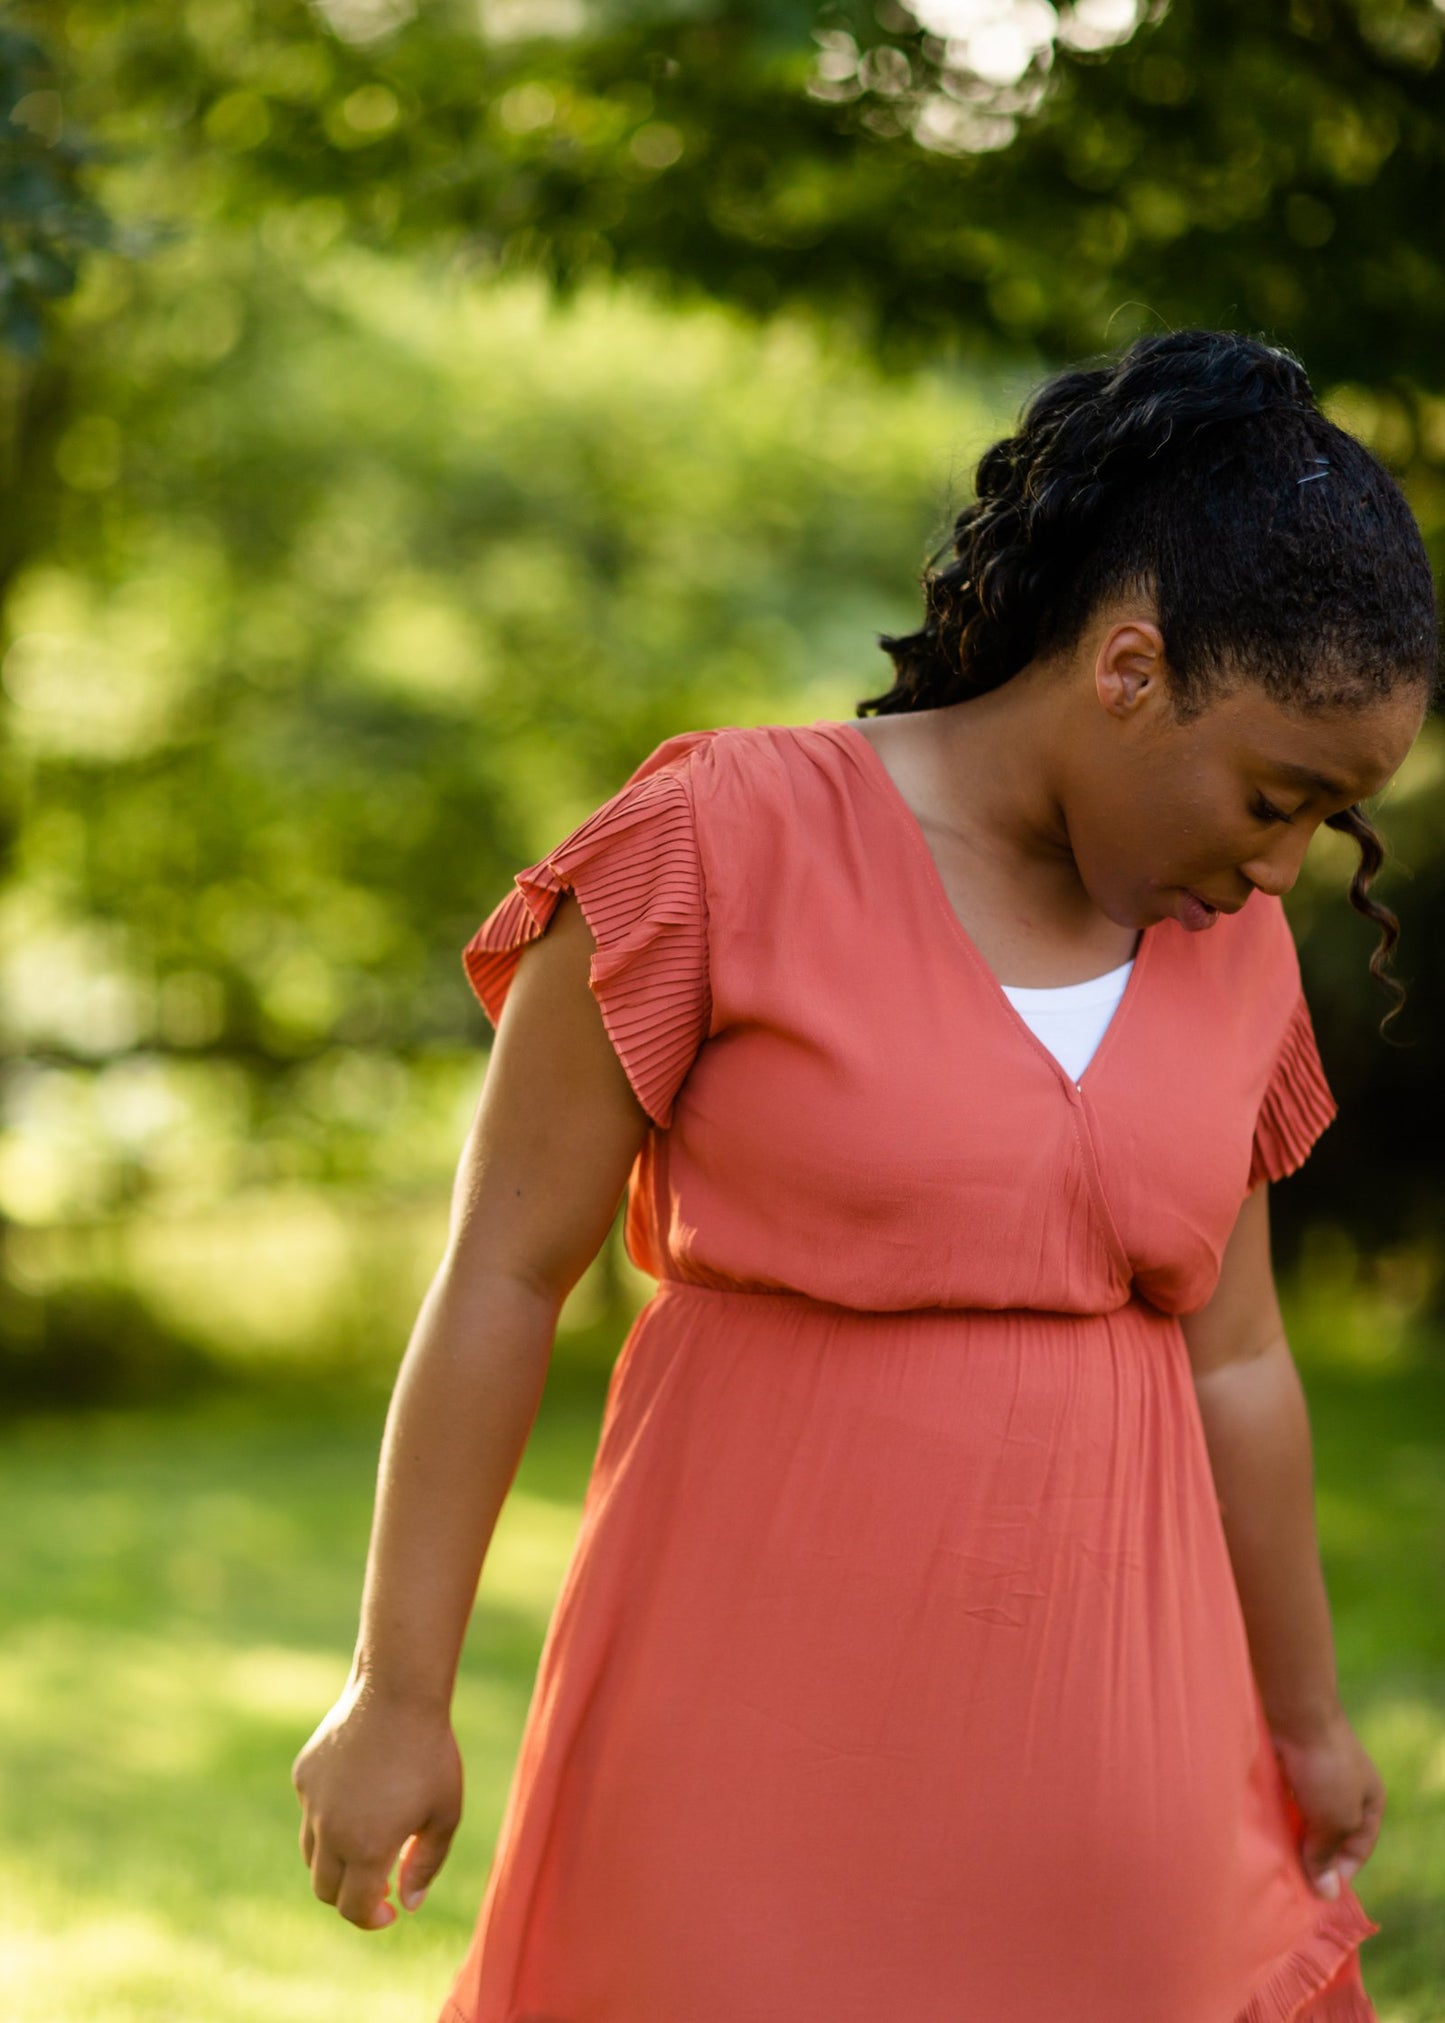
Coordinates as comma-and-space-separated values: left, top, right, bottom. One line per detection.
1062, 616, 1429, 933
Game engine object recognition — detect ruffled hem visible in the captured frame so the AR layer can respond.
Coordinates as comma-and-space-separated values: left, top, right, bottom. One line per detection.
436, 1907, 1379, 2023
462, 745, 711, 1130
1248, 986, 1338, 1190
1233, 1894, 1379, 2022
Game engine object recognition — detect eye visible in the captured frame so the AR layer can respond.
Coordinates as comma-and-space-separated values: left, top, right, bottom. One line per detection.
1251, 794, 1291, 824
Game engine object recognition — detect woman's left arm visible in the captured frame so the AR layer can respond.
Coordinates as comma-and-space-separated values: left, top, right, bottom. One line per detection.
1180, 1181, 1385, 1900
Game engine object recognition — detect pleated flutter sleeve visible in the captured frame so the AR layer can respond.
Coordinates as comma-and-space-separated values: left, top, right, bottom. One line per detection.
461, 730, 715, 1130
1247, 982, 1338, 1191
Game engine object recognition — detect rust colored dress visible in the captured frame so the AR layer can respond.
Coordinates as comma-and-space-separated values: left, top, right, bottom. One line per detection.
440, 718, 1379, 2023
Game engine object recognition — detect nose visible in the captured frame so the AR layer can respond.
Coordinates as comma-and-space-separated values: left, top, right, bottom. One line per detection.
1241, 830, 1312, 899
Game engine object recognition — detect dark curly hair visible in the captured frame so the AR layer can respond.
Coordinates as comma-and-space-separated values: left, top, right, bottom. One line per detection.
862, 328, 1441, 1033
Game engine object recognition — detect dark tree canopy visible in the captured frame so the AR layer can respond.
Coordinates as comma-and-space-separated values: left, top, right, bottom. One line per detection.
9, 0, 1445, 401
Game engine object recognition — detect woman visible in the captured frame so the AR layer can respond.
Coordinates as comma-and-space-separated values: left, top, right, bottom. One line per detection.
293, 328, 1439, 2021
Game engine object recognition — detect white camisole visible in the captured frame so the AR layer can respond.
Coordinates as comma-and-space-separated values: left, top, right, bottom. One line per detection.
999, 956, 1135, 1086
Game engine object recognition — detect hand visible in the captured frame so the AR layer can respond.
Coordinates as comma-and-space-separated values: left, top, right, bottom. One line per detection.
292, 1671, 463, 1931
1270, 1704, 1385, 1903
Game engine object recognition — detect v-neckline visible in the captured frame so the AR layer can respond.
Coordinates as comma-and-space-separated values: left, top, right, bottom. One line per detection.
816, 716, 1158, 1098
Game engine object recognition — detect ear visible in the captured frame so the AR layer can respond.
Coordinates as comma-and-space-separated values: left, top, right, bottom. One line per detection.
1094, 621, 1168, 719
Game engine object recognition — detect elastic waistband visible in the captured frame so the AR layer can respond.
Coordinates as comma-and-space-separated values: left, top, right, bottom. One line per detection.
649, 1276, 1162, 1330
653, 1276, 888, 1320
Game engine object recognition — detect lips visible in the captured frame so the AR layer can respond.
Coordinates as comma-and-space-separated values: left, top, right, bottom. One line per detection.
1177, 888, 1221, 931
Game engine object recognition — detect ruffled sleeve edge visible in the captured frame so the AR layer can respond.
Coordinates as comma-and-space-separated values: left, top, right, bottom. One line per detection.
1247, 985, 1338, 1191
461, 750, 711, 1132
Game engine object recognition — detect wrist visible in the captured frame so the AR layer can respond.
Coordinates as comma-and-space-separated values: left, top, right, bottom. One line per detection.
348, 1652, 455, 1719
1265, 1689, 1345, 1748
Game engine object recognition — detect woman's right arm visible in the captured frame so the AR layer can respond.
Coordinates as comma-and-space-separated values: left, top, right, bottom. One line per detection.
291, 891, 653, 1932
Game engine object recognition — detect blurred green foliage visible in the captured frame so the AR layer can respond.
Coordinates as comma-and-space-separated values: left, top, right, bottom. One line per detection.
0, 228, 1027, 1391
1, 1, 1443, 1397
0, 26, 126, 358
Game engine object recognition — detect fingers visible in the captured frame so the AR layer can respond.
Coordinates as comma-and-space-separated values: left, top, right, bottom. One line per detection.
308, 1836, 398, 1930
336, 1861, 398, 1931
1304, 1792, 1387, 1898
1302, 1833, 1352, 1897
302, 1814, 458, 1926
398, 1817, 460, 1911
1333, 1784, 1387, 1888
310, 1845, 345, 1908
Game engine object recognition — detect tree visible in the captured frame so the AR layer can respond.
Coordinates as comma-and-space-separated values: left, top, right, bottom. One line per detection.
6, 0, 1445, 1353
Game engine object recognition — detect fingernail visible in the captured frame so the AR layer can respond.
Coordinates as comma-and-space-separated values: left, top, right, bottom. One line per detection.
402, 1886, 427, 1911
1316, 1869, 1340, 1899
1337, 1858, 1359, 1885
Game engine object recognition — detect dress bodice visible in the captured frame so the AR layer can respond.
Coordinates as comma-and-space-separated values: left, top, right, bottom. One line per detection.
463, 719, 1336, 1319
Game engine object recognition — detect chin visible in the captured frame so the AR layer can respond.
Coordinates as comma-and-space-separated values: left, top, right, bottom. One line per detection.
1093, 886, 1154, 932
1133, 880, 1193, 930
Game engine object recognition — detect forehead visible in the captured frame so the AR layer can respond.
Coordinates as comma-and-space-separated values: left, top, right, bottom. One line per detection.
1202, 684, 1425, 798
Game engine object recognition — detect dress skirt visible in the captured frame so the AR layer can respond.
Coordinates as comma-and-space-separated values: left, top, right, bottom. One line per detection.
440, 1282, 1376, 2023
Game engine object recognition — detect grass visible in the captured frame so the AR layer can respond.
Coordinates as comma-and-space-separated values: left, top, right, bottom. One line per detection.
0, 1322, 1442, 2022
0, 1370, 608, 2023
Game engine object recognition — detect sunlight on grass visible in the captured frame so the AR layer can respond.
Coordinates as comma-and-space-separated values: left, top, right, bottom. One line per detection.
0, 1896, 459, 2023
0, 1386, 599, 2023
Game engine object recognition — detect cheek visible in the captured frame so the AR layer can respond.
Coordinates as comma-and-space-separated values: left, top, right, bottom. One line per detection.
1083, 781, 1179, 866
1142, 778, 1236, 868
1076, 786, 1232, 900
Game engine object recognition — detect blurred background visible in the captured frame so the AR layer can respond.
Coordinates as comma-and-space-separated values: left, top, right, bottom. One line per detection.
2, 2, 1443, 2017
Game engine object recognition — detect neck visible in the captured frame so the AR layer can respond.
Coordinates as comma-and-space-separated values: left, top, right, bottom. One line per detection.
931, 664, 1081, 890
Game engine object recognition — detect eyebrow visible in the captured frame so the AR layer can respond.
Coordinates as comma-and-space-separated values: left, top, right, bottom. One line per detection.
1268, 759, 1353, 800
